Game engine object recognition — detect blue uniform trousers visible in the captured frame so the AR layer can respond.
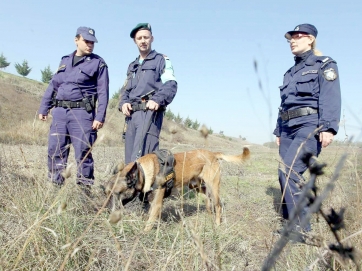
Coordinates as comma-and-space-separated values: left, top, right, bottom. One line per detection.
125, 110, 163, 164
278, 123, 321, 231
48, 107, 97, 185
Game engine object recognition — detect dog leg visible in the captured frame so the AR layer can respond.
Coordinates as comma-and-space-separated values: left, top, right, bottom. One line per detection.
203, 164, 222, 226
144, 187, 166, 232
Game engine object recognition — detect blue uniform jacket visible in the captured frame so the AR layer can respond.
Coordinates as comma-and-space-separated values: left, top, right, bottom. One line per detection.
119, 50, 177, 108
274, 52, 341, 136
38, 51, 109, 123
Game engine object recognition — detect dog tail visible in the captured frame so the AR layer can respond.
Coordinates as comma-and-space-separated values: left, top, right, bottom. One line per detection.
215, 147, 250, 164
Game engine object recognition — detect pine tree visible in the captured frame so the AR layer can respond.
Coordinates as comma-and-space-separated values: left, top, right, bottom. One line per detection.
15, 60, 31, 77
174, 113, 183, 124
184, 116, 193, 128
165, 108, 175, 121
40, 65, 53, 83
0, 53, 10, 70
191, 119, 200, 130
111, 89, 121, 100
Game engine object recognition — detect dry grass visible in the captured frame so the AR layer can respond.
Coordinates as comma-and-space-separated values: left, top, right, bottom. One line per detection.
1, 137, 361, 270
1, 72, 361, 270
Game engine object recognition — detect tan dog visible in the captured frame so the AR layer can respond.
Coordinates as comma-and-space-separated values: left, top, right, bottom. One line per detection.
105, 147, 250, 231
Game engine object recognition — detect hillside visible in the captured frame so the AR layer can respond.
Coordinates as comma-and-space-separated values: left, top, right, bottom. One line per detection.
0, 70, 252, 151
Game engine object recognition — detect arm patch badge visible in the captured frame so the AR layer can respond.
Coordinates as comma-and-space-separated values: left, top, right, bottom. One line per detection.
323, 68, 338, 81
57, 64, 66, 73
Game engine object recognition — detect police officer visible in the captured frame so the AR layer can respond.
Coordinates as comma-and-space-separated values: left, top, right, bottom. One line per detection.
38, 26, 109, 192
119, 23, 177, 164
273, 24, 341, 233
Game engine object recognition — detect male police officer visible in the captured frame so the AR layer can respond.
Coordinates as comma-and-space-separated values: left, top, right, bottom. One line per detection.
119, 23, 177, 164
38, 26, 109, 192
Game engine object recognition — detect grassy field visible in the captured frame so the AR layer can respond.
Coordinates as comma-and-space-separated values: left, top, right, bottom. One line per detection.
0, 71, 361, 270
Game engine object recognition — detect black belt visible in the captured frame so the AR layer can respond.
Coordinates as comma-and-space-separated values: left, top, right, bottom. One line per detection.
280, 107, 318, 121
131, 102, 147, 111
131, 102, 166, 112
55, 100, 87, 109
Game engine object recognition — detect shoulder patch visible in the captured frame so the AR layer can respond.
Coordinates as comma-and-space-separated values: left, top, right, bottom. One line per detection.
163, 54, 169, 60
323, 68, 338, 81
99, 63, 107, 68
57, 64, 66, 72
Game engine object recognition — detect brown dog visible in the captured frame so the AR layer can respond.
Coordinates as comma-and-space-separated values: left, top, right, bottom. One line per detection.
105, 147, 250, 231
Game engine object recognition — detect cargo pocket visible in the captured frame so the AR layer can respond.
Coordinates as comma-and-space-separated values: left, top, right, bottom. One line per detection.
79, 65, 96, 83
296, 73, 319, 97
143, 112, 163, 154
141, 64, 157, 80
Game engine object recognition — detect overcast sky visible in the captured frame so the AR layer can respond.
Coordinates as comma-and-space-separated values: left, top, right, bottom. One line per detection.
1, 0, 361, 144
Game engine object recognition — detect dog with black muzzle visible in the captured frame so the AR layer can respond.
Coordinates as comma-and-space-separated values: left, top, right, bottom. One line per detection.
104, 148, 250, 232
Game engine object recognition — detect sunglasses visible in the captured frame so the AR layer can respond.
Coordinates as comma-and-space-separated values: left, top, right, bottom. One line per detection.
287, 33, 310, 43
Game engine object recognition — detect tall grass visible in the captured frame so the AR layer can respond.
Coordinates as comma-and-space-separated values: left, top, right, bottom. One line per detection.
1, 70, 362, 270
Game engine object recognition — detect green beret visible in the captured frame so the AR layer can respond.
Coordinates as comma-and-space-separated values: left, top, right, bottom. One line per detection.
130, 23, 152, 38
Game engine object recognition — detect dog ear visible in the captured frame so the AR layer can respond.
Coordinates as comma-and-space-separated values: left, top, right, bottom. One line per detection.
124, 162, 137, 177
112, 161, 125, 175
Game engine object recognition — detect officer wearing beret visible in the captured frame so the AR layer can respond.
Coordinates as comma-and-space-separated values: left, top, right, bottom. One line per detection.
119, 23, 177, 164
273, 24, 341, 233
38, 26, 109, 192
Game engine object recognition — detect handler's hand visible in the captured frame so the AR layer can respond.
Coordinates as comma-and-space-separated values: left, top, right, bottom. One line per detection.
276, 136, 281, 146
319, 131, 334, 148
146, 100, 159, 111
122, 103, 132, 117
39, 114, 47, 121
92, 120, 103, 130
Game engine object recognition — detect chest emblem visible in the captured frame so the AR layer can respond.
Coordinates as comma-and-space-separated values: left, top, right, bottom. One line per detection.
302, 70, 318, 76
323, 68, 338, 81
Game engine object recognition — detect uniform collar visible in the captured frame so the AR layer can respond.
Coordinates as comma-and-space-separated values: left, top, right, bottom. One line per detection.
305, 54, 318, 66
294, 50, 313, 65
136, 50, 157, 62
68, 51, 94, 64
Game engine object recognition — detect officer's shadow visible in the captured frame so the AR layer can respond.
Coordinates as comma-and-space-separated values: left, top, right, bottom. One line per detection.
266, 186, 283, 216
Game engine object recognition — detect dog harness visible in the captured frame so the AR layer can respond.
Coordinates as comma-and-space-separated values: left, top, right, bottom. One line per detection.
152, 149, 175, 196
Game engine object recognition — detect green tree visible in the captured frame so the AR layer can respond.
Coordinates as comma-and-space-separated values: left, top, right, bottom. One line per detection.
191, 119, 200, 130
174, 113, 183, 124
111, 89, 121, 100
165, 108, 175, 121
208, 127, 213, 134
184, 116, 192, 128
40, 65, 53, 83
0, 53, 10, 70
15, 60, 31, 77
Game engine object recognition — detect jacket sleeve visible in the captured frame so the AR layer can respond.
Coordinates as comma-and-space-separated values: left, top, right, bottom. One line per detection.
151, 56, 177, 107
95, 60, 109, 123
118, 66, 133, 110
318, 61, 341, 135
273, 114, 282, 137
38, 81, 56, 115
38, 60, 63, 115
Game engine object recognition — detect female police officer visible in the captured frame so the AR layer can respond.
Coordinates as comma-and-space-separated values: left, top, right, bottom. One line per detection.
273, 24, 341, 233
38, 27, 109, 193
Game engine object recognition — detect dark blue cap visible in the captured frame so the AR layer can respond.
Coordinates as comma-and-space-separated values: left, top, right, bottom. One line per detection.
76, 26, 98, 43
285, 24, 318, 39
130, 23, 152, 38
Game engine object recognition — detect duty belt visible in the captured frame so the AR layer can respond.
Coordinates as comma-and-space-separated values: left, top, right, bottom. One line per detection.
131, 102, 166, 112
131, 102, 147, 111
280, 107, 318, 121
55, 100, 87, 109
